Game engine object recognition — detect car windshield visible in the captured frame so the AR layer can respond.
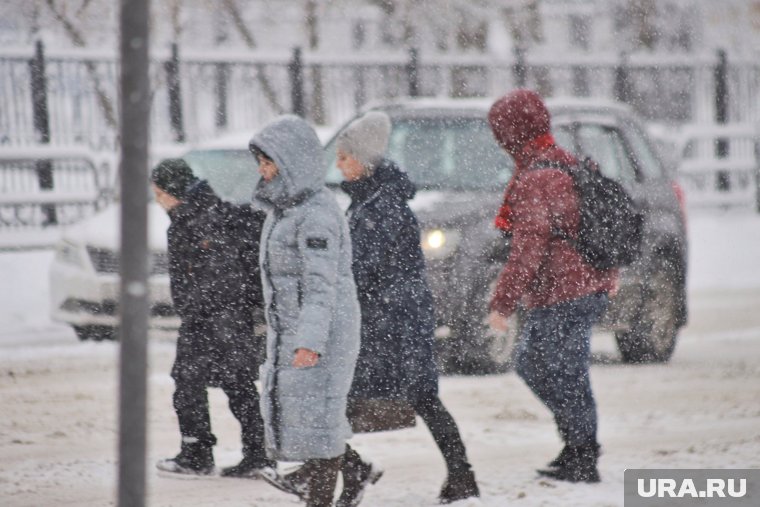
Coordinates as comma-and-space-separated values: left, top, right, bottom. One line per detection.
182, 149, 258, 204
326, 116, 513, 190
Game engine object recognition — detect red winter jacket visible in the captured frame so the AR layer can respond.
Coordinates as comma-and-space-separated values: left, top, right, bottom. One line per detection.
488, 90, 616, 318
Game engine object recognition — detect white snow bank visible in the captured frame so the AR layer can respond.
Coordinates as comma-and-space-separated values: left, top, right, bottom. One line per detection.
686, 208, 760, 291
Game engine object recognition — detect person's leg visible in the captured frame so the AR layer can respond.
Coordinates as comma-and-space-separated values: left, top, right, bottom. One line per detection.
157, 320, 216, 474
304, 455, 343, 507
411, 394, 470, 473
554, 308, 598, 447
336, 444, 384, 507
156, 365, 216, 474
411, 393, 479, 503
532, 294, 607, 446
532, 293, 608, 482
171, 321, 217, 450
173, 369, 215, 444
220, 367, 272, 476
261, 455, 343, 507
514, 307, 579, 469
514, 309, 565, 416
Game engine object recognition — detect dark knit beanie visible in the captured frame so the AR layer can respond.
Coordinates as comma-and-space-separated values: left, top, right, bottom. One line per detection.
150, 158, 198, 199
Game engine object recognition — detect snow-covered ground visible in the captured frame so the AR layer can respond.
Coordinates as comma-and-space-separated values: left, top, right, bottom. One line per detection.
1, 206, 759, 506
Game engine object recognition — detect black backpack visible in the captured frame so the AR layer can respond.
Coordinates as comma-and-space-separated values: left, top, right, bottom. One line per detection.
532, 157, 644, 270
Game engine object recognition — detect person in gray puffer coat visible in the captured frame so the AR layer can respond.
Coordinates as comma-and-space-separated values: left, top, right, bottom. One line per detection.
250, 115, 360, 507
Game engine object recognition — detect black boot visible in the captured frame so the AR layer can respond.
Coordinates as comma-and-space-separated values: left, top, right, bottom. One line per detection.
221, 453, 275, 478
438, 467, 480, 504
156, 441, 215, 475
547, 444, 572, 468
538, 443, 601, 483
336, 446, 384, 507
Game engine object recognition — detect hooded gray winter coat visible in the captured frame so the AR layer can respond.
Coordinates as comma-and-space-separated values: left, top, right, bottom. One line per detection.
251, 115, 360, 461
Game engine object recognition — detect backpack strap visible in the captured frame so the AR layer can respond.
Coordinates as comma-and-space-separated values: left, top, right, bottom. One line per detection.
526, 159, 580, 243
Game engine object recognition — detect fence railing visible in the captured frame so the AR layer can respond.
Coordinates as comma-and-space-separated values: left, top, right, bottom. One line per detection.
0, 145, 115, 249
1, 43, 759, 248
673, 123, 760, 211
2, 43, 759, 150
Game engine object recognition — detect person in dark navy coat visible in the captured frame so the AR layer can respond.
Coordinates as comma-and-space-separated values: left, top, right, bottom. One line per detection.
334, 112, 480, 506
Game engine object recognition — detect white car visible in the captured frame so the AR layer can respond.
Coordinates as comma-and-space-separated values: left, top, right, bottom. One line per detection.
49, 132, 260, 340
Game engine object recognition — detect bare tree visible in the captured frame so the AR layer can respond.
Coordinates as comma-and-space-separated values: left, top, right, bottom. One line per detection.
500, 0, 544, 49
501, 0, 552, 96
166, 0, 184, 42
220, 0, 284, 114
365, 0, 494, 52
612, 0, 698, 52
628, 0, 659, 50
43, 0, 118, 129
221, 0, 257, 47
305, 0, 327, 124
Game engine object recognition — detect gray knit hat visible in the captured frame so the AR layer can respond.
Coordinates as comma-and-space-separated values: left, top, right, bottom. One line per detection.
335, 111, 392, 168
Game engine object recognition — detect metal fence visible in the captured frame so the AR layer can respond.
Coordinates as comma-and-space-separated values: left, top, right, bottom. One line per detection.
2, 43, 760, 149
673, 123, 760, 211
0, 145, 114, 248
1, 43, 759, 248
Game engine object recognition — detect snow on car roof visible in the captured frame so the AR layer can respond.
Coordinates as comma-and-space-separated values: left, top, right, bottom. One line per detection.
362, 95, 632, 116
185, 96, 633, 153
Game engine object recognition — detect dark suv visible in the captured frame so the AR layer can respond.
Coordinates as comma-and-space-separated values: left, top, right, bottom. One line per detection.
325, 97, 688, 374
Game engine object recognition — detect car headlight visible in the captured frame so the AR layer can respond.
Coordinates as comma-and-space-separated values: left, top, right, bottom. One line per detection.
55, 240, 88, 269
421, 228, 461, 260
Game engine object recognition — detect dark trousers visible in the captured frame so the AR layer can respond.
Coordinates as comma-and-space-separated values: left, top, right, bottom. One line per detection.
409, 392, 472, 473
515, 292, 609, 446
343, 392, 471, 476
173, 364, 266, 458
171, 316, 266, 458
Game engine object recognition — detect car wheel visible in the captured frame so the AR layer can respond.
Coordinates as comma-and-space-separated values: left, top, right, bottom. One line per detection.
73, 325, 116, 342
615, 261, 680, 363
441, 263, 520, 375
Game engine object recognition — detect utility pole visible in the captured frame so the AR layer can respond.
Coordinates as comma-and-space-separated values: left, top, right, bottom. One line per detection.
118, 0, 151, 505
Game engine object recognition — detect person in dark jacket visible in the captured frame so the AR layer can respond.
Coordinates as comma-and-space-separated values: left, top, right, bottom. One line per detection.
487, 90, 618, 483
151, 158, 271, 478
334, 111, 480, 506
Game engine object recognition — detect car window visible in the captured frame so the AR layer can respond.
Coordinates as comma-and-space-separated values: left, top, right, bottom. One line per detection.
625, 125, 665, 179
182, 149, 258, 204
325, 116, 513, 191
576, 125, 637, 183
553, 126, 575, 154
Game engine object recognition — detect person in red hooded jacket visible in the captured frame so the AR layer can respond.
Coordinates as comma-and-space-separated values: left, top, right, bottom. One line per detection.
487, 89, 617, 483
